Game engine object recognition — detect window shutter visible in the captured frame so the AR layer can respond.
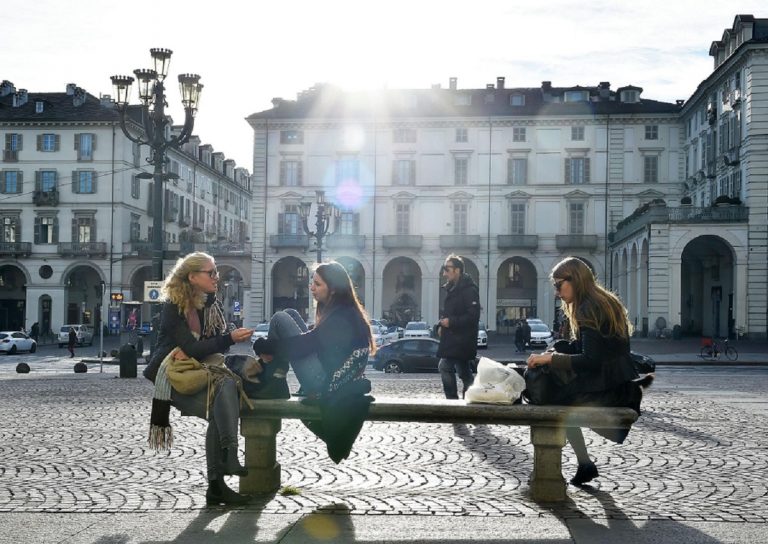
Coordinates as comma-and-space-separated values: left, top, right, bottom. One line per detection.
392, 161, 399, 185
278, 213, 285, 234
72, 218, 77, 241
91, 218, 97, 241
507, 158, 513, 184
564, 158, 571, 183
92, 172, 97, 193
410, 161, 416, 185
4, 134, 10, 149
55, 135, 60, 151
91, 134, 96, 151
279, 161, 286, 185
35, 171, 41, 191
17, 171, 23, 187
354, 213, 360, 234
72, 171, 78, 193
52, 218, 59, 243
584, 158, 591, 183
297, 161, 303, 186
37, 135, 42, 151
17, 135, 22, 150
74, 134, 80, 150
521, 159, 528, 184
34, 217, 41, 244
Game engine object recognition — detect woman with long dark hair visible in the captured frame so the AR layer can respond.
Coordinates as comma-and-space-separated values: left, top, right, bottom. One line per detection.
527, 256, 653, 485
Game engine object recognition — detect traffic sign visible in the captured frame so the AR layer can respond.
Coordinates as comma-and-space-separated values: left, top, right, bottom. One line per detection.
233, 301, 241, 314
144, 281, 164, 302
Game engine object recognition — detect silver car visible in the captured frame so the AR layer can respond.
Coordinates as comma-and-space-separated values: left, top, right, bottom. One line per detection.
58, 324, 94, 348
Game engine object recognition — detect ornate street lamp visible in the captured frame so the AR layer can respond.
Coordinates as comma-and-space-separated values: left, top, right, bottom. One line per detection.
299, 190, 340, 263
110, 48, 203, 282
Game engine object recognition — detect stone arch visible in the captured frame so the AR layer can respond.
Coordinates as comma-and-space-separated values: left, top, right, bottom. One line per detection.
0, 263, 29, 330
271, 257, 310, 321
495, 256, 537, 334
382, 257, 423, 327
336, 256, 366, 306
63, 263, 106, 326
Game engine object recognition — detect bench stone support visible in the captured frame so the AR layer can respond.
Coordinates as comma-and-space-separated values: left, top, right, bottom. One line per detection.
529, 425, 567, 502
240, 418, 281, 494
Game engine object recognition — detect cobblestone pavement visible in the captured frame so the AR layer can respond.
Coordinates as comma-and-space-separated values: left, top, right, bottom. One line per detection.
0, 366, 766, 524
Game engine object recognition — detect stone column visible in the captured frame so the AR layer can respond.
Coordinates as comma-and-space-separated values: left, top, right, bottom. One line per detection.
239, 418, 281, 494
529, 425, 566, 502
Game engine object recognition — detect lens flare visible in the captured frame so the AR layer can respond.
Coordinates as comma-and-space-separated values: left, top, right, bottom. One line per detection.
334, 179, 364, 210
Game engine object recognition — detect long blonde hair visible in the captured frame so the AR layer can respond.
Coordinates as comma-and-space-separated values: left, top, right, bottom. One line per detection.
551, 257, 632, 340
161, 252, 215, 316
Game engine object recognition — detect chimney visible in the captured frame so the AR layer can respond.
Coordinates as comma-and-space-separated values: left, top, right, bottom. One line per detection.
66, 83, 77, 95
598, 81, 611, 99
497, 77, 505, 89
486, 83, 495, 89
431, 83, 441, 90
73, 87, 86, 107
271, 97, 285, 107
0, 80, 15, 97
676, 99, 685, 107
12, 89, 28, 107
449, 77, 458, 91
541, 81, 552, 102
100, 94, 114, 107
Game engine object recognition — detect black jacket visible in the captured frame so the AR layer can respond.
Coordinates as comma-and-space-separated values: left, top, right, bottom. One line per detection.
436, 274, 480, 361
143, 295, 234, 383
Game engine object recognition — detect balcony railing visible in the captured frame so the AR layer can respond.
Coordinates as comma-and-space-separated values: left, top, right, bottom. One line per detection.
270, 234, 309, 249
205, 242, 251, 257
122, 241, 180, 258
382, 235, 423, 250
58, 242, 107, 256
555, 235, 599, 251
33, 189, 59, 206
0, 242, 32, 256
497, 235, 539, 250
326, 234, 366, 250
439, 235, 480, 251
611, 205, 749, 244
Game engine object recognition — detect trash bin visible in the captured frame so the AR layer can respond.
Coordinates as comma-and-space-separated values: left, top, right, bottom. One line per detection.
119, 343, 137, 378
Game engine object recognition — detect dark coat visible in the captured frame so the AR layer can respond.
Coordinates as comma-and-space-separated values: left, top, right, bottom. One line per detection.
143, 295, 234, 383
67, 329, 77, 348
436, 274, 480, 361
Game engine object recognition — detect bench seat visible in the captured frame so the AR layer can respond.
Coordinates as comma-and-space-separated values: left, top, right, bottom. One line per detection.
240, 397, 638, 502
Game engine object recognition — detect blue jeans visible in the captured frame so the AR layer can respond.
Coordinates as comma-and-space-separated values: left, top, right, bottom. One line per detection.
268, 309, 326, 395
438, 357, 474, 399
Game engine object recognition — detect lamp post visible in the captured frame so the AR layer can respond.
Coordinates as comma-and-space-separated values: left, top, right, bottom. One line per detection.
110, 48, 202, 282
299, 190, 340, 263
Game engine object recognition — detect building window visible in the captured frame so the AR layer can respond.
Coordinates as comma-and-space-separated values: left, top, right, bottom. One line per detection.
621, 90, 639, 103
454, 157, 468, 185
130, 214, 141, 241
564, 90, 588, 102
37, 170, 57, 192
280, 130, 304, 144
3, 133, 22, 161
34, 215, 58, 244
1, 171, 21, 193
510, 94, 525, 106
512, 127, 526, 142
568, 202, 585, 234
72, 215, 96, 242
644, 125, 659, 140
507, 158, 527, 185
74, 171, 95, 193
393, 128, 417, 143
75, 133, 95, 161
338, 212, 358, 235
336, 156, 359, 184
279, 160, 303, 186
455, 128, 468, 143
395, 203, 410, 235
643, 156, 659, 183
35, 101, 44, 113
1, 216, 19, 242
510, 203, 526, 234
571, 126, 585, 141
38, 133, 59, 152
131, 176, 141, 199
278, 204, 300, 235
454, 94, 471, 106
453, 202, 468, 235
565, 157, 590, 184
392, 159, 416, 186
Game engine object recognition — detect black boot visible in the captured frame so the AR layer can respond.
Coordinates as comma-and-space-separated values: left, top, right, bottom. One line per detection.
570, 461, 599, 486
221, 447, 248, 477
206, 477, 251, 506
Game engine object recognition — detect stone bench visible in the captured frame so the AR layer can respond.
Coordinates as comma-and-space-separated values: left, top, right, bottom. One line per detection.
239, 397, 638, 502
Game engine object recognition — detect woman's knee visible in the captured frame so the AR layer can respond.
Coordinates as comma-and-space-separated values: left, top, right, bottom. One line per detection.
270, 311, 303, 337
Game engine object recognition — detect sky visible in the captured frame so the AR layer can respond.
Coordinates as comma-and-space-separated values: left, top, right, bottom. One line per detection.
3, 1, 765, 170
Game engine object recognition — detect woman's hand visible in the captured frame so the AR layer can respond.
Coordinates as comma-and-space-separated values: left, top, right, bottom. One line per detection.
230, 328, 253, 343
526, 352, 553, 369
173, 348, 189, 360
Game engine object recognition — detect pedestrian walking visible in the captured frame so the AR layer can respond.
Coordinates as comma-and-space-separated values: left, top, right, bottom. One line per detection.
67, 327, 77, 358
526, 256, 653, 486
143, 252, 259, 506
522, 320, 532, 350
436, 255, 480, 399
514, 321, 525, 352
30, 322, 39, 342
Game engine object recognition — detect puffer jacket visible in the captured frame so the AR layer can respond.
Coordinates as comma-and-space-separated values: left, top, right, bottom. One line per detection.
436, 274, 481, 361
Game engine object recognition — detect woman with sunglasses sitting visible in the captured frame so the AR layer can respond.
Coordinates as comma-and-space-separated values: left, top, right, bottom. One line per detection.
144, 252, 258, 505
526, 256, 653, 486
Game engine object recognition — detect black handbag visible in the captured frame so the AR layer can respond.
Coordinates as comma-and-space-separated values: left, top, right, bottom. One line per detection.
522, 365, 572, 405
630, 351, 656, 374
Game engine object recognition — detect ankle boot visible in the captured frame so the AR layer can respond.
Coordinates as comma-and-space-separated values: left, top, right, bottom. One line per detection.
221, 447, 248, 477
206, 478, 251, 506
570, 461, 599, 486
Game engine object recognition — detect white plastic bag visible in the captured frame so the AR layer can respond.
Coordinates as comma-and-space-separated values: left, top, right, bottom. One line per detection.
465, 357, 526, 405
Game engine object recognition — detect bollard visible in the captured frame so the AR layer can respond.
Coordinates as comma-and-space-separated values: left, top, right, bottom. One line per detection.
118, 343, 138, 378
16, 363, 30, 374
73, 362, 88, 373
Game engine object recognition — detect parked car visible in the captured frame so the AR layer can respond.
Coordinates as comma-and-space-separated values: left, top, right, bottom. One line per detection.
477, 321, 488, 349
370, 320, 398, 346
0, 331, 37, 354
371, 338, 440, 373
403, 321, 431, 339
250, 323, 270, 343
58, 324, 94, 348
527, 319, 554, 348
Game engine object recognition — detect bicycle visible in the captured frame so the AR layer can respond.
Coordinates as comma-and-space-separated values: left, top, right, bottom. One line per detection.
699, 337, 738, 361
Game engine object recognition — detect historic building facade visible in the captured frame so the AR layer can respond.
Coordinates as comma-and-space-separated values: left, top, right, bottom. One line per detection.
247, 14, 768, 339
0, 82, 252, 336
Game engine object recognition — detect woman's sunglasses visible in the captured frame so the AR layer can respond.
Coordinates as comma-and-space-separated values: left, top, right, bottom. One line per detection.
198, 268, 219, 279
553, 278, 569, 291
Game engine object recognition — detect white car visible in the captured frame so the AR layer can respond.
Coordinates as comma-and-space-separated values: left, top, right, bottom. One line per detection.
0, 331, 37, 354
58, 324, 94, 348
250, 323, 270, 343
403, 321, 431, 339
527, 320, 554, 348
